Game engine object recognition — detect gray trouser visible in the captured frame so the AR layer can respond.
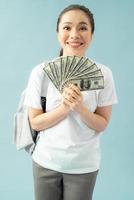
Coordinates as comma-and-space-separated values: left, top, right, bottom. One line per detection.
33, 161, 98, 200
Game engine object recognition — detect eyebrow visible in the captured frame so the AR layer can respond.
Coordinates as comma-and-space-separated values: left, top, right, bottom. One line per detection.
63, 21, 88, 25
79, 21, 88, 25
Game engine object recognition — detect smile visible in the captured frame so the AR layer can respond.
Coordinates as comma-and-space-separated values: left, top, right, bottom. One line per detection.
66, 42, 84, 48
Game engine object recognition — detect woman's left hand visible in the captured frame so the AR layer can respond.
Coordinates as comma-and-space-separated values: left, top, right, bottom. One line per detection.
62, 83, 84, 112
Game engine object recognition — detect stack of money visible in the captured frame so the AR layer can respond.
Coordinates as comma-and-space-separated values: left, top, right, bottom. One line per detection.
43, 56, 104, 93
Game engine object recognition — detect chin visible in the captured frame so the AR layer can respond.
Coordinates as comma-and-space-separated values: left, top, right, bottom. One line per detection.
64, 50, 85, 57
71, 52, 85, 57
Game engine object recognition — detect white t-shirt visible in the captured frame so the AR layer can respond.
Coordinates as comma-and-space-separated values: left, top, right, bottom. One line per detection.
24, 59, 118, 174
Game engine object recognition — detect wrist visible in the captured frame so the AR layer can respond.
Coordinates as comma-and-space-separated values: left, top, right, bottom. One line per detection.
60, 103, 71, 114
76, 103, 88, 114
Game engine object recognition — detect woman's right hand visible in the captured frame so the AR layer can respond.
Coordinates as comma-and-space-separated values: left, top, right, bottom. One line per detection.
61, 83, 84, 112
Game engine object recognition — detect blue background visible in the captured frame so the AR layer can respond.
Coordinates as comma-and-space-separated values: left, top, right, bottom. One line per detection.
0, 0, 133, 199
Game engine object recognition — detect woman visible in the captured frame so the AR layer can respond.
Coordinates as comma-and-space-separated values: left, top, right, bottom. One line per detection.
24, 4, 118, 200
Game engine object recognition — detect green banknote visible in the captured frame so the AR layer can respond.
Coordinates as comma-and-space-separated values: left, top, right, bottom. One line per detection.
43, 56, 104, 93
61, 76, 104, 92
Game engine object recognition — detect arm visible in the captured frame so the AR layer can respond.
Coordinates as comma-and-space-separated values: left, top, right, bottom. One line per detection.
28, 103, 70, 131
62, 84, 112, 133
76, 104, 112, 133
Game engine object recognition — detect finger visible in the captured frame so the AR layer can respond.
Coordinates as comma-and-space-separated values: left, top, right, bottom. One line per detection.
64, 83, 80, 94
67, 85, 81, 96
62, 93, 75, 103
69, 83, 81, 95
63, 87, 78, 100
62, 97, 72, 107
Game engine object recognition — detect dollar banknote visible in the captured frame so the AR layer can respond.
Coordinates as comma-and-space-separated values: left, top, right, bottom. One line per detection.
43, 56, 104, 93
61, 76, 104, 92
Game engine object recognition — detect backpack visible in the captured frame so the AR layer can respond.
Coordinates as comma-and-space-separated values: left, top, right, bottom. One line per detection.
13, 72, 49, 154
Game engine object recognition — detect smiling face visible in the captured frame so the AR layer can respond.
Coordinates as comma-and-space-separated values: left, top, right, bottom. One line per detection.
57, 9, 93, 57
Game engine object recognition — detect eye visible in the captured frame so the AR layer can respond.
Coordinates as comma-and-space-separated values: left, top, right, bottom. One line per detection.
63, 26, 71, 31
79, 26, 88, 31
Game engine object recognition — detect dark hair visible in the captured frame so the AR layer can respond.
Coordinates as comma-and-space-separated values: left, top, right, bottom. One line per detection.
56, 4, 95, 56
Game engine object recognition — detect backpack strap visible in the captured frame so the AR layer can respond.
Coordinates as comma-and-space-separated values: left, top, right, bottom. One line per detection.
40, 71, 49, 112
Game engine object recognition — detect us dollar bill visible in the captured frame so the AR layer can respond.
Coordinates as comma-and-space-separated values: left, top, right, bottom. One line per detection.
43, 63, 59, 90
63, 56, 81, 80
53, 56, 66, 85
65, 56, 86, 79
62, 56, 74, 81
73, 69, 103, 79
61, 76, 104, 92
72, 62, 98, 77
52, 58, 62, 87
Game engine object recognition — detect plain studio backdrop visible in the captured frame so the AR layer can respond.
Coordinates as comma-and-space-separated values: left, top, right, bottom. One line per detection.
0, 0, 133, 199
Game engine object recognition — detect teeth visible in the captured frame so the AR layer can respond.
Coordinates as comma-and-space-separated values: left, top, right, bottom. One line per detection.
66, 42, 84, 47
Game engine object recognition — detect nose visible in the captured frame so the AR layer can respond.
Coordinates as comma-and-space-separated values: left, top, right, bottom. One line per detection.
70, 29, 80, 39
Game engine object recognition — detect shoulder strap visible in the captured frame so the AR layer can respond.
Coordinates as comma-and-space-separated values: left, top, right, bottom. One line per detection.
40, 72, 49, 112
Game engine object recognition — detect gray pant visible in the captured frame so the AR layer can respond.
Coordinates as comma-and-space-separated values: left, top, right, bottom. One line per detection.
33, 161, 98, 200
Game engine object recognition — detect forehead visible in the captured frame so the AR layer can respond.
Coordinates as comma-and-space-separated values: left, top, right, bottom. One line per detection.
59, 9, 90, 25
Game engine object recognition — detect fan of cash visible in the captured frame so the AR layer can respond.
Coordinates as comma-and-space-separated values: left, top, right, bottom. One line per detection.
43, 56, 104, 93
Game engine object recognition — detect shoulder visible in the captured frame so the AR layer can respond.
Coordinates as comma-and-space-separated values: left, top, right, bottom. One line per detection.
90, 58, 114, 82
94, 60, 112, 76
31, 60, 49, 76
29, 60, 49, 81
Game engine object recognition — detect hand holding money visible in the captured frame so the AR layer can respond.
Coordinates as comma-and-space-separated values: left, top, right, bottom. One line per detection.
62, 83, 84, 112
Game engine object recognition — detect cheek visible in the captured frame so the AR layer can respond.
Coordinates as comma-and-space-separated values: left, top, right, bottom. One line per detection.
58, 32, 67, 43
84, 34, 92, 45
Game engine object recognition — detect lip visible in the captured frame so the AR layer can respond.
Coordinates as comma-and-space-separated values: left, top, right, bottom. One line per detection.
66, 42, 84, 48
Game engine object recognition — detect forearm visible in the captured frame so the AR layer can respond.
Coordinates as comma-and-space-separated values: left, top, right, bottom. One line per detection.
30, 104, 70, 131
77, 104, 108, 133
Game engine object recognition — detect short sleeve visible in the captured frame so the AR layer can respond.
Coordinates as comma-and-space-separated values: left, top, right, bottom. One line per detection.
24, 64, 44, 109
97, 67, 118, 107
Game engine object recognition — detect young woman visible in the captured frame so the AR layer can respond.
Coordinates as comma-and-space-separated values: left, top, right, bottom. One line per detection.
24, 4, 118, 200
